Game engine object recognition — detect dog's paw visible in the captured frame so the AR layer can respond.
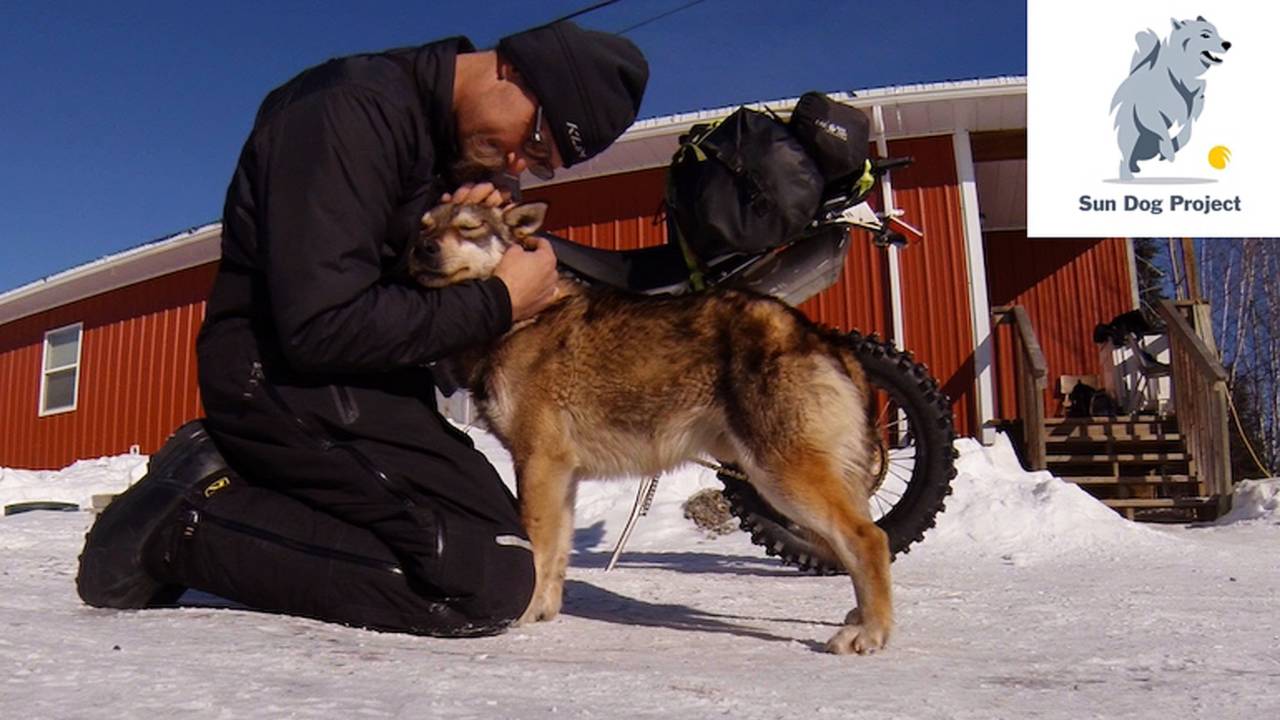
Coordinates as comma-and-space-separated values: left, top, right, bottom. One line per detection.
824, 621, 889, 656
515, 589, 563, 626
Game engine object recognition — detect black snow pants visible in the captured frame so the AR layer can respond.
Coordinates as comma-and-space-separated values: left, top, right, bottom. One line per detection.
164, 332, 535, 637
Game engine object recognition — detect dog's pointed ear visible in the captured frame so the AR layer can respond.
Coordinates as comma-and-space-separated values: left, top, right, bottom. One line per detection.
1196, 15, 1205, 22
1171, 17, 1183, 30
503, 202, 548, 241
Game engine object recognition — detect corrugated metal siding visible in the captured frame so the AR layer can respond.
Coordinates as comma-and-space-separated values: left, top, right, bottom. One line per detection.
524, 167, 669, 249
985, 232, 1135, 418
798, 235, 893, 338
0, 263, 216, 469
886, 135, 977, 436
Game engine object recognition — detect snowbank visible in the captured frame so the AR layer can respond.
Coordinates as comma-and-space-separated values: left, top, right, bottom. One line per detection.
0, 454, 148, 512
916, 434, 1173, 563
1215, 478, 1280, 524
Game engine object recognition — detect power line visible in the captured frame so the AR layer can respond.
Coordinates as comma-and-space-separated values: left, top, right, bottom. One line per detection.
546, 0, 628, 26
538, 0, 711, 38
616, 0, 710, 35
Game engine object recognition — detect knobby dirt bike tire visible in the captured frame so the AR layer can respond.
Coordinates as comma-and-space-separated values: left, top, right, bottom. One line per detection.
719, 330, 957, 573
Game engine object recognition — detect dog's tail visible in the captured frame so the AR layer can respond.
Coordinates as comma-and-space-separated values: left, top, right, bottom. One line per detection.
1112, 30, 1160, 118
1129, 29, 1160, 74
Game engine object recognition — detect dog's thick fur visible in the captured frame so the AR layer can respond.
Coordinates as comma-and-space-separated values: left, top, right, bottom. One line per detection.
1111, 16, 1230, 180
412, 203, 892, 654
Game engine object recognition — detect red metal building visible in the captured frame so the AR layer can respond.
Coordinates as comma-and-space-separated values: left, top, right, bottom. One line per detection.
0, 229, 219, 469
0, 77, 1137, 469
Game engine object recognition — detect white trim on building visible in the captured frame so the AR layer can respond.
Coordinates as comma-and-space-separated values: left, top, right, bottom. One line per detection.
952, 130, 997, 444
526, 76, 1027, 188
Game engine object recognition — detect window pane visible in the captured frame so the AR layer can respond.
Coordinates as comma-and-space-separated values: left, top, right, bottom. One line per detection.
45, 327, 81, 370
44, 368, 77, 411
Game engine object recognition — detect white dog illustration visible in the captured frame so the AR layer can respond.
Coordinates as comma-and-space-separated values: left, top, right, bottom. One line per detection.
1111, 16, 1230, 180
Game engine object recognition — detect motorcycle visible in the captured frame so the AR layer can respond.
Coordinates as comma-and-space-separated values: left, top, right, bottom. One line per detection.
538, 156, 957, 573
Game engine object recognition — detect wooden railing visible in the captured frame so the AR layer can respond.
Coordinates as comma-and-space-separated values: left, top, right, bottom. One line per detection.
992, 305, 1048, 469
1157, 299, 1232, 504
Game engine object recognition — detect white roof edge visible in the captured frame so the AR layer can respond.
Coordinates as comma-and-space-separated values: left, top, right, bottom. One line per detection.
523, 75, 1028, 188
625, 75, 1027, 139
0, 223, 223, 326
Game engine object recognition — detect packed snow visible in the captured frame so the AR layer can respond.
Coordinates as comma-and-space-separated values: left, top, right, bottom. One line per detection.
2, 431, 1277, 719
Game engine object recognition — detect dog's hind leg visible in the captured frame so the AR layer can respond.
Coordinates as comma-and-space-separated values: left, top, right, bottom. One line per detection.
512, 444, 577, 625
758, 449, 892, 655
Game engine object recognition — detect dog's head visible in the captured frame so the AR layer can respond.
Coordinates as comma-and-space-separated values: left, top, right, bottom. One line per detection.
1169, 16, 1230, 75
409, 202, 548, 288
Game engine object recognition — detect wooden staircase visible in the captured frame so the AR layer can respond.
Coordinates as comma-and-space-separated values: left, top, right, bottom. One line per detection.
1043, 416, 1220, 522
996, 300, 1233, 524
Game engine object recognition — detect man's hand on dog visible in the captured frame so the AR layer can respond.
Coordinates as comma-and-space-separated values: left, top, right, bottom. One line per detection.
441, 181, 508, 207
444, 183, 559, 322
494, 236, 558, 322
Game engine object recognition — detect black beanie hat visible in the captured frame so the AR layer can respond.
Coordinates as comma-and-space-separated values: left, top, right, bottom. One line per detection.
498, 21, 648, 168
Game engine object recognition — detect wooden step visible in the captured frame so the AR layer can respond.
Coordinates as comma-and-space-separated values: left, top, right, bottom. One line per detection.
1047, 452, 1188, 463
1046, 433, 1182, 445
1102, 496, 1221, 522
1067, 475, 1195, 486
1044, 420, 1179, 441
1044, 439, 1186, 456
1045, 428, 1183, 443
1044, 412, 1172, 422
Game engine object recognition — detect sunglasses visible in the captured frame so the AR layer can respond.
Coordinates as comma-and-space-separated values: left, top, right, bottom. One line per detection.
524, 105, 556, 180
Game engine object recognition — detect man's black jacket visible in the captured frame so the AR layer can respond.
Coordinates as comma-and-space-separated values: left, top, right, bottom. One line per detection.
197, 38, 509, 456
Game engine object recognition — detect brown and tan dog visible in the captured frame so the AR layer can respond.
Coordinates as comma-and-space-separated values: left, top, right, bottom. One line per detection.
411, 202, 892, 654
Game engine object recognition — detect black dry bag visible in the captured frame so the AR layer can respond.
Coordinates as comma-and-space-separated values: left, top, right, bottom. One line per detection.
667, 107, 823, 259
788, 91, 872, 185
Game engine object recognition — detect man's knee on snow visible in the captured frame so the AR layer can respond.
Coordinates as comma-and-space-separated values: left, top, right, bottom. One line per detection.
421, 518, 535, 624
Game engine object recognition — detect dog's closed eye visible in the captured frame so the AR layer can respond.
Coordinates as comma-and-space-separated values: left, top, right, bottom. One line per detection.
453, 213, 497, 240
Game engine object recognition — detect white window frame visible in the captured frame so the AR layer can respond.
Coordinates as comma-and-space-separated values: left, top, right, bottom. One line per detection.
38, 322, 83, 416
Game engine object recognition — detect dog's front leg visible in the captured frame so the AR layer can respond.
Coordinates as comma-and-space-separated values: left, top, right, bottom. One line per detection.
1158, 131, 1178, 161
515, 450, 577, 625
1172, 104, 1197, 154
1133, 105, 1178, 162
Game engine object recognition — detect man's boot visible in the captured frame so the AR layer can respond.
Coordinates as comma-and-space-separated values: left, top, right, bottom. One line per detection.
76, 420, 230, 609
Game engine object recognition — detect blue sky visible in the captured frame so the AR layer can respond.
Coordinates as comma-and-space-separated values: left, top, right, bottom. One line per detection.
0, 0, 1026, 293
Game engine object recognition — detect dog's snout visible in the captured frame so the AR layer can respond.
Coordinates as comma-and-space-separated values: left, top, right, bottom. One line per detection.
1221, 40, 1231, 51
412, 242, 440, 265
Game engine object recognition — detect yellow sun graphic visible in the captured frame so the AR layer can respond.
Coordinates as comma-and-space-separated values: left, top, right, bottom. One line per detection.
1208, 145, 1232, 170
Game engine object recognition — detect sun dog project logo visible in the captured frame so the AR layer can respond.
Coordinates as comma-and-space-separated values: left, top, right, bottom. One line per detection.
1028, 2, 1279, 238
1111, 16, 1230, 182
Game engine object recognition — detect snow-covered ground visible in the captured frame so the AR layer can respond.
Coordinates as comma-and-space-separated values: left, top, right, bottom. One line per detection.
2, 432, 1277, 719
